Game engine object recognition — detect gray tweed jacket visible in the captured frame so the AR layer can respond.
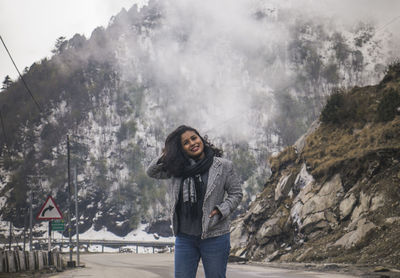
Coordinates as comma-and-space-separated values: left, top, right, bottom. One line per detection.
146, 155, 243, 239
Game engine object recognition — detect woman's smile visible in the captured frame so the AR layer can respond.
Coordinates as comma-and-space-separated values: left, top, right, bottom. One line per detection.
191, 145, 199, 152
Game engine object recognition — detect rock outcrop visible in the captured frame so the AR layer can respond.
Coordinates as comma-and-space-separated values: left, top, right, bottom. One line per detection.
230, 63, 400, 267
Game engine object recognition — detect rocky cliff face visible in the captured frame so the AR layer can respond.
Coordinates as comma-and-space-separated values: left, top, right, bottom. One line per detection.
230, 63, 400, 267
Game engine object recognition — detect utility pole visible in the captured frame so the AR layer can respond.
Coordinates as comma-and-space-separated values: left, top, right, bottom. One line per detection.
23, 224, 26, 251
9, 219, 12, 250
23, 207, 28, 251
29, 191, 33, 251
74, 166, 80, 266
67, 135, 73, 266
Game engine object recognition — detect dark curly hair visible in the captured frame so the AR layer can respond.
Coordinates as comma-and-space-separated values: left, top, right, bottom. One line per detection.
161, 125, 223, 177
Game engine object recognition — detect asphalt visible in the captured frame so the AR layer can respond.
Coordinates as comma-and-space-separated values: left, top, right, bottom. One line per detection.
46, 253, 366, 278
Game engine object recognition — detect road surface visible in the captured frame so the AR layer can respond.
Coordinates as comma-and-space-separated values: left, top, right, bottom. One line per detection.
50, 253, 357, 278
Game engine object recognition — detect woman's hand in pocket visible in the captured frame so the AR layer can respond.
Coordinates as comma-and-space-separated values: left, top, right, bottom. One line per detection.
209, 208, 221, 218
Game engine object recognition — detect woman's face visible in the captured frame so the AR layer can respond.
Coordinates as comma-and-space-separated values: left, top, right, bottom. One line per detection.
181, 130, 205, 160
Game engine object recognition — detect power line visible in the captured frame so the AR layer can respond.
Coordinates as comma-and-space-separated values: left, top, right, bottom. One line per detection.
0, 35, 42, 112
375, 15, 400, 33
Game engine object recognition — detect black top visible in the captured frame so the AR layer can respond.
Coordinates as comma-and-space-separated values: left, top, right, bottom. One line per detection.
176, 171, 209, 236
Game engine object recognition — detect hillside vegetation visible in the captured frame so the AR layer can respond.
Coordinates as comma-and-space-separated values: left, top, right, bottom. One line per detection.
231, 62, 400, 268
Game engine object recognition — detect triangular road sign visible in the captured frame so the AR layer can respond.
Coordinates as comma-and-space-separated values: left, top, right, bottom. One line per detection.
36, 196, 63, 220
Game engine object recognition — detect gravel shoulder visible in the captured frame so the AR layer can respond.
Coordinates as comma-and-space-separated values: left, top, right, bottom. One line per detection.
245, 261, 400, 278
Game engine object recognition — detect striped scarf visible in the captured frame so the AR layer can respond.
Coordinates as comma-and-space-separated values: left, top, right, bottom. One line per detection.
181, 147, 214, 217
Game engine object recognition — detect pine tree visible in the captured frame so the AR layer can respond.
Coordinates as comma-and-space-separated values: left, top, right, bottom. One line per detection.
51, 36, 67, 55
1, 75, 13, 90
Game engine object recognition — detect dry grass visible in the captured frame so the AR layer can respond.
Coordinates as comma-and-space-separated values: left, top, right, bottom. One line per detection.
269, 146, 297, 173
301, 116, 400, 179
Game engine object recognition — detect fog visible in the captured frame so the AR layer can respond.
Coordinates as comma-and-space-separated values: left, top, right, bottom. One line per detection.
4, 0, 399, 145
0, 0, 146, 81
121, 0, 285, 142
116, 0, 400, 143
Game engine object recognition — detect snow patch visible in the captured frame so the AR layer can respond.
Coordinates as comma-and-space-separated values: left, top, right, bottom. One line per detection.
52, 223, 174, 243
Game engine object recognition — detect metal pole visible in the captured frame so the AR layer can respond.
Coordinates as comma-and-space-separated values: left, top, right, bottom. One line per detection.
48, 221, 51, 264
9, 219, 12, 250
67, 135, 73, 264
74, 166, 80, 266
23, 208, 27, 251
29, 192, 33, 251
23, 228, 26, 251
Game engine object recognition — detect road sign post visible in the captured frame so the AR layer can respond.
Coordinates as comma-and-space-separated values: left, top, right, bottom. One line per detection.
36, 196, 63, 264
51, 219, 65, 231
36, 196, 63, 221
48, 222, 51, 258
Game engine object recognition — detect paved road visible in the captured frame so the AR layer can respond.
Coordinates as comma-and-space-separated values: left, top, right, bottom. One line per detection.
50, 253, 357, 278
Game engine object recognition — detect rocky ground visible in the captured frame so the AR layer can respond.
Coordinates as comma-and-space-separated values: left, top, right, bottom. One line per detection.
230, 63, 400, 270
243, 261, 400, 278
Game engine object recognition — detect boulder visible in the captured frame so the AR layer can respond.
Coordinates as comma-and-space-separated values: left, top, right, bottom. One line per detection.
370, 193, 385, 211
325, 210, 338, 227
295, 247, 314, 262
294, 174, 343, 232
248, 201, 267, 216
232, 247, 247, 257
385, 217, 400, 225
350, 191, 371, 225
301, 212, 328, 232
255, 217, 282, 245
263, 250, 280, 262
293, 163, 315, 195
255, 207, 289, 245
230, 219, 248, 251
293, 164, 318, 204
319, 174, 343, 196
339, 193, 357, 220
334, 218, 376, 249
275, 173, 292, 201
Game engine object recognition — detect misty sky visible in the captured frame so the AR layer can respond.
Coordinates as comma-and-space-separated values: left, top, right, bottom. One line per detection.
0, 0, 400, 150
1, 0, 400, 86
0, 0, 146, 81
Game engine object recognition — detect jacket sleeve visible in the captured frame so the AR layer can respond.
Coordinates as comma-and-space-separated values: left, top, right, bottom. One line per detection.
215, 161, 243, 219
146, 154, 171, 180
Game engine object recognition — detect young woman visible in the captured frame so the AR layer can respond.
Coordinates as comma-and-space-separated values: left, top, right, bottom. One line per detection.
146, 125, 243, 278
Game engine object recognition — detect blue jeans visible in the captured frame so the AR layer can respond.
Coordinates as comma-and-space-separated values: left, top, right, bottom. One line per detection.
174, 233, 230, 278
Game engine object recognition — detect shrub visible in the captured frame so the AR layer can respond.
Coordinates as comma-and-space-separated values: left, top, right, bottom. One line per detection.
377, 90, 400, 122
320, 90, 347, 124
117, 120, 137, 142
379, 60, 400, 85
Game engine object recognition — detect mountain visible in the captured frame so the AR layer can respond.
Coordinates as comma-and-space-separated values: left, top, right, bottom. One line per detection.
230, 62, 400, 267
0, 0, 399, 238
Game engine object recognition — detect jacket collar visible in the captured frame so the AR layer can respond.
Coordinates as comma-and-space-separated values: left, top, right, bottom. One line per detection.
204, 157, 222, 200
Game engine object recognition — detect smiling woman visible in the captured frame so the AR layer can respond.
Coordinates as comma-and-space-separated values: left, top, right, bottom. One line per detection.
146, 125, 243, 278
